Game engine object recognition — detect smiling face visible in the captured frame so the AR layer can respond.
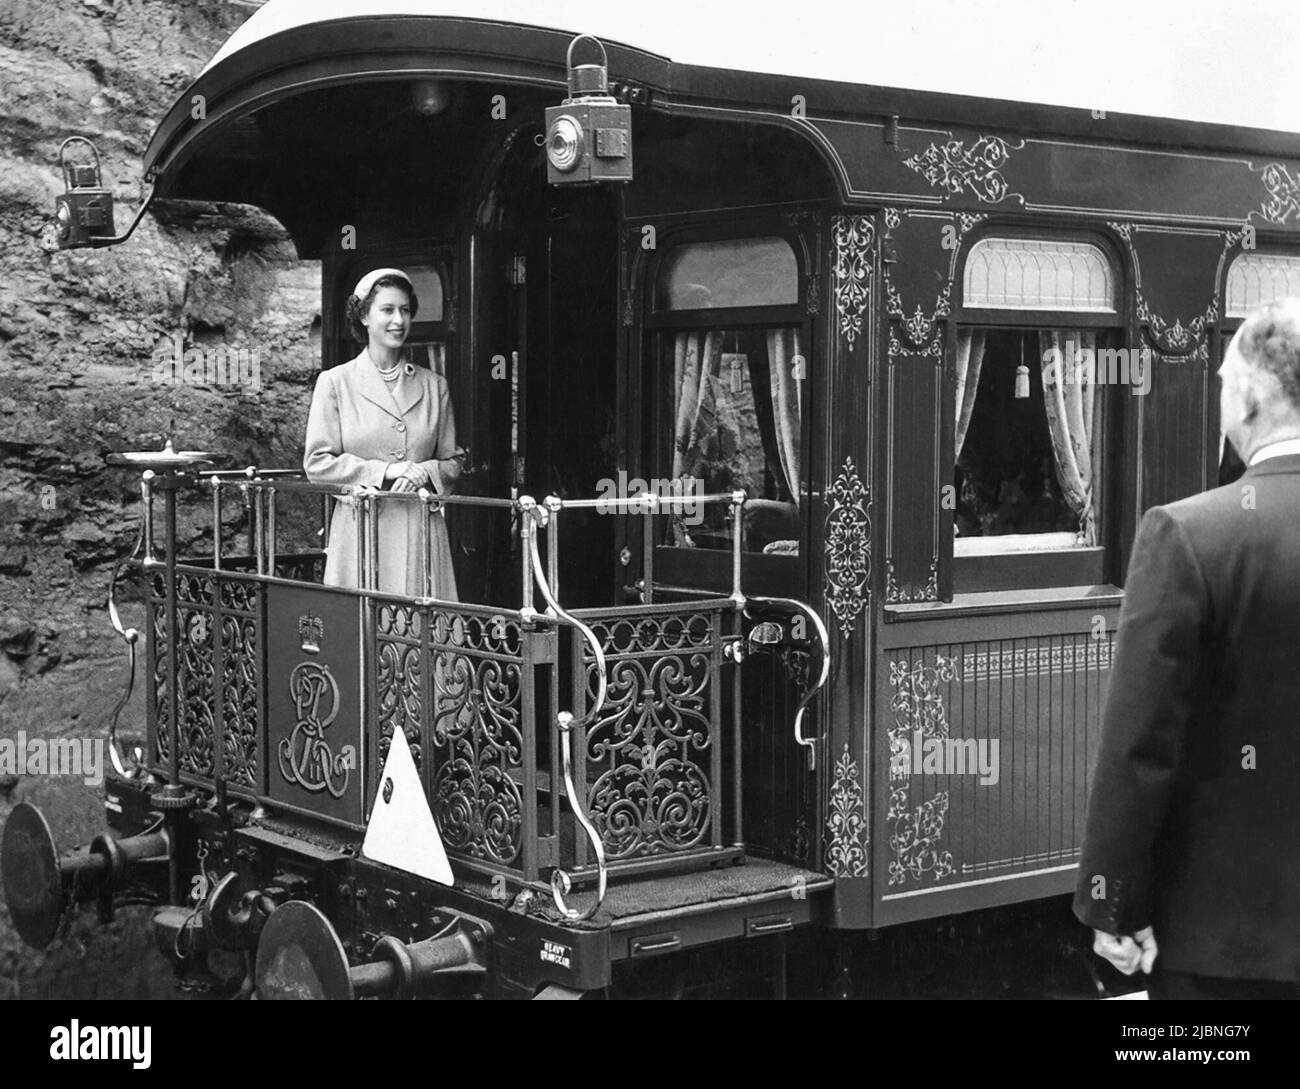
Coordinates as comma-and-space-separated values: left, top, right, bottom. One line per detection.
362, 284, 413, 354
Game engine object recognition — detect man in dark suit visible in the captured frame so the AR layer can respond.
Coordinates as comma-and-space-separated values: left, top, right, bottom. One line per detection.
1075, 298, 1300, 999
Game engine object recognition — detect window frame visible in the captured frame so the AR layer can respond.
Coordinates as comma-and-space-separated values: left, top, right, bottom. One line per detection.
950, 230, 1126, 595
334, 243, 456, 369
1223, 249, 1300, 321
1213, 244, 1300, 486
641, 219, 813, 594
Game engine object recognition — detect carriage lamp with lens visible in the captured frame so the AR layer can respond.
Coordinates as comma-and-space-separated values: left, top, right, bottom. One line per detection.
54, 137, 116, 248
50, 135, 155, 250
544, 34, 632, 185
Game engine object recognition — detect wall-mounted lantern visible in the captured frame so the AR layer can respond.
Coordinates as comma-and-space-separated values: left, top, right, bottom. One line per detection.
544, 35, 632, 186
50, 136, 154, 251
55, 137, 115, 248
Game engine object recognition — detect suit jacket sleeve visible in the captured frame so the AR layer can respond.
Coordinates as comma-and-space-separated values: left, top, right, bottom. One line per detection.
1073, 505, 1206, 935
303, 370, 390, 488
417, 377, 463, 495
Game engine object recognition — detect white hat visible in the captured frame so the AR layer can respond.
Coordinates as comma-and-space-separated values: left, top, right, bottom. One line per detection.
352, 267, 413, 301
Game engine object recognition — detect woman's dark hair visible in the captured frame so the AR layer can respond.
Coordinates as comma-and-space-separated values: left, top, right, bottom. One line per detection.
346, 276, 419, 344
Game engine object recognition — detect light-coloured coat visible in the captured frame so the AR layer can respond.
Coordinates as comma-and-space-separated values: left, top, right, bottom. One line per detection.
303, 351, 461, 598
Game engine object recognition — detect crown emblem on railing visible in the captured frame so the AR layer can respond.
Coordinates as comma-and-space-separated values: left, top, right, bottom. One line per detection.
298, 612, 324, 655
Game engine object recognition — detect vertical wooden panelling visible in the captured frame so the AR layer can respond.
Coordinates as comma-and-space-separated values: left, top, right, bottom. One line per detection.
1141, 351, 1211, 510
822, 212, 877, 915
1119, 225, 1231, 527
883, 355, 942, 602
874, 622, 1115, 924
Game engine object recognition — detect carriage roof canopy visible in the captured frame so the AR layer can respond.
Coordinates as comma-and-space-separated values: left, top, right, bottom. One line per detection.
141, 0, 1300, 235
202, 0, 1300, 133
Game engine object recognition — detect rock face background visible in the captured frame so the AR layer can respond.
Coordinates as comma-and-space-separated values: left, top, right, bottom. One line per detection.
0, 0, 322, 998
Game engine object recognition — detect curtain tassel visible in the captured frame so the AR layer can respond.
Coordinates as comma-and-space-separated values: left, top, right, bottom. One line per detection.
1014, 363, 1030, 399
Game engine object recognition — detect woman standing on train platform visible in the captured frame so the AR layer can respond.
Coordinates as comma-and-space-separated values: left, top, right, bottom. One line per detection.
303, 267, 463, 598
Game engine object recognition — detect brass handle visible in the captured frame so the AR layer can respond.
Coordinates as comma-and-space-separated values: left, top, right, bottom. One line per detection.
548, 712, 607, 922
745, 596, 831, 771
524, 503, 609, 920
103, 475, 150, 779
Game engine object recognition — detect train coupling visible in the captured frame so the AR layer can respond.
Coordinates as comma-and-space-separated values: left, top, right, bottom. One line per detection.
0, 801, 169, 949
255, 900, 491, 1000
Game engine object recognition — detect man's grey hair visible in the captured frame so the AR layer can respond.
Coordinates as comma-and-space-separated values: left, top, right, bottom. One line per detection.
1236, 298, 1300, 411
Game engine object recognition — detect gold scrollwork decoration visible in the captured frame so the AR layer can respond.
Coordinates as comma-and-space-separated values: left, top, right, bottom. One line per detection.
902, 135, 1025, 205
826, 743, 869, 877
886, 654, 959, 885
832, 214, 875, 347
824, 456, 871, 638
884, 556, 939, 604
1251, 162, 1300, 225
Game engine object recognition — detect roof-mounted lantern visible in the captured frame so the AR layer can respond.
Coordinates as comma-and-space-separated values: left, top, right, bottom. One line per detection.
544, 35, 632, 186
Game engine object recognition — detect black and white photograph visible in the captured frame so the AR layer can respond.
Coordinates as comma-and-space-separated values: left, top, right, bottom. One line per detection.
0, 0, 1297, 1057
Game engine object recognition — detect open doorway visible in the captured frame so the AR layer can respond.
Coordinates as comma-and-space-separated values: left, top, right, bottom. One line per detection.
465, 128, 620, 609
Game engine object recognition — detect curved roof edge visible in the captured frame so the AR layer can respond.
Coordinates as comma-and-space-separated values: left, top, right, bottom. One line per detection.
197, 0, 1300, 133
144, 4, 1300, 188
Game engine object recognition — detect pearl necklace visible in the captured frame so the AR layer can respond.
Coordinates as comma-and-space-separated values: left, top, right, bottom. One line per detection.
368, 351, 402, 382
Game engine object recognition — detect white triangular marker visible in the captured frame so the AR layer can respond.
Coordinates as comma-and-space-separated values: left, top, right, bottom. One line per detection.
362, 728, 453, 886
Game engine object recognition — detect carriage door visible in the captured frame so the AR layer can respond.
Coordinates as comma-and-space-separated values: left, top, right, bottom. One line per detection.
470, 127, 619, 609
642, 226, 820, 867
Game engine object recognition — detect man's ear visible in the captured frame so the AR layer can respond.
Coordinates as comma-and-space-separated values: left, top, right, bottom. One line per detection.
1241, 374, 1263, 424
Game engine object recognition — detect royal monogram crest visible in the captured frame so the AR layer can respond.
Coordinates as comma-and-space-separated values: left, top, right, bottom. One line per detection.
279, 662, 354, 799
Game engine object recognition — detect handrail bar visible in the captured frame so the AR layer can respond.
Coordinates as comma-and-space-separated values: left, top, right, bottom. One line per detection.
523, 500, 608, 921
198, 468, 303, 480
201, 476, 524, 510
547, 492, 745, 512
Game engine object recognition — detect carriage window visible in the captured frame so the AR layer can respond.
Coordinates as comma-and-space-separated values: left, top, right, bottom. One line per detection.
402, 263, 448, 374
1219, 251, 1300, 483
405, 265, 445, 322
1225, 252, 1300, 318
964, 238, 1115, 312
660, 326, 804, 553
340, 259, 449, 373
657, 238, 798, 310
954, 328, 1110, 554
956, 237, 1119, 579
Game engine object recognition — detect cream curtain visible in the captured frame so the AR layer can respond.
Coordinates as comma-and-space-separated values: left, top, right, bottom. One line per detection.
1039, 330, 1098, 545
671, 332, 721, 480
670, 332, 721, 545
766, 328, 803, 508
954, 329, 987, 457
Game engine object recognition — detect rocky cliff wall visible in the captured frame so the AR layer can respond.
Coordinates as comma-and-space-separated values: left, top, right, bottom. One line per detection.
0, 0, 322, 998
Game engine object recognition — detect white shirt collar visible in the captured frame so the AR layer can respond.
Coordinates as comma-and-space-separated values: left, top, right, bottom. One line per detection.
1248, 438, 1300, 466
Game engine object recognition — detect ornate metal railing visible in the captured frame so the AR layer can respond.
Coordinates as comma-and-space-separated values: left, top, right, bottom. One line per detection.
133, 467, 815, 913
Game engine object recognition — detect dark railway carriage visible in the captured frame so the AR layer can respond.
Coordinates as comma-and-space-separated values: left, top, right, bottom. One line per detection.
7, 0, 1300, 997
